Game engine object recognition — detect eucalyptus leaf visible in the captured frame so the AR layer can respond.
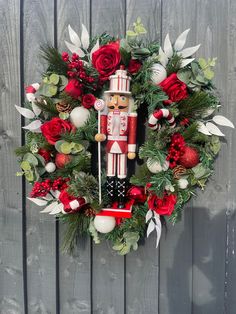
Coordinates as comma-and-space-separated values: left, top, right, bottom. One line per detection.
55, 140, 67, 153
25, 170, 34, 181
49, 73, 60, 85
49, 85, 58, 96
20, 160, 31, 171
23, 153, 39, 166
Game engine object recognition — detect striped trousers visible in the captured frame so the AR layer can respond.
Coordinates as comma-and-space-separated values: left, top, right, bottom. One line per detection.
106, 153, 127, 179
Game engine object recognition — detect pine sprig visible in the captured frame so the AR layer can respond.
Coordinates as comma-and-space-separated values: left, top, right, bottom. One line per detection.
40, 45, 68, 75
178, 91, 214, 119
34, 97, 59, 115
58, 213, 90, 254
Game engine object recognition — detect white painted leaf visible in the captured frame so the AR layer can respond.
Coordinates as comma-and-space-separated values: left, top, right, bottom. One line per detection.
90, 39, 100, 59
22, 120, 42, 131
212, 115, 235, 128
49, 203, 64, 215
178, 44, 201, 58
174, 29, 190, 51
163, 34, 173, 58
68, 24, 81, 47
15, 105, 35, 119
65, 41, 85, 57
180, 58, 195, 68
206, 122, 225, 136
202, 107, 216, 118
197, 121, 211, 135
40, 201, 59, 213
147, 219, 155, 238
27, 197, 48, 206
155, 219, 162, 248
26, 93, 36, 102
50, 189, 61, 199
42, 194, 54, 201
146, 209, 153, 223
158, 47, 168, 67
81, 24, 90, 49
31, 102, 41, 116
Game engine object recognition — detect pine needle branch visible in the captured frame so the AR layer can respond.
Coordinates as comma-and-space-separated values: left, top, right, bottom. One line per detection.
40, 45, 68, 75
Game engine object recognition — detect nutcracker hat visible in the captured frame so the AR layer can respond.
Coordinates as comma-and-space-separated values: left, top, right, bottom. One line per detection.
104, 65, 131, 95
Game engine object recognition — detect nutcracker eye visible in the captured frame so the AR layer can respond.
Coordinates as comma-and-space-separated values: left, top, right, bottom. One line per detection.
109, 96, 113, 101
108, 105, 115, 109
120, 96, 126, 101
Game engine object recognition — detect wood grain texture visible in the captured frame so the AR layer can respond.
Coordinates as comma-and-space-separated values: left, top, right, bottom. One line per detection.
0, 1, 23, 313
160, 1, 197, 312
220, 0, 236, 313
23, 1, 56, 313
91, 2, 126, 313
57, 1, 92, 312
125, 2, 162, 313
190, 1, 229, 313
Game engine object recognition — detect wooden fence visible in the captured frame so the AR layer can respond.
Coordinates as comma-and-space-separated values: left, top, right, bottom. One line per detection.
0, 0, 236, 313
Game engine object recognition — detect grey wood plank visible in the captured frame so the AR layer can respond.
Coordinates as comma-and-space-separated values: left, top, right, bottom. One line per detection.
0, 1, 24, 313
191, 1, 229, 313
23, 1, 56, 313
225, 0, 236, 311
159, 1, 198, 313
125, 2, 161, 313
57, 2, 92, 313
91, 1, 126, 313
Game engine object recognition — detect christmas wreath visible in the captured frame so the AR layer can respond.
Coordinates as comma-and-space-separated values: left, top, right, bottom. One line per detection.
15, 19, 234, 255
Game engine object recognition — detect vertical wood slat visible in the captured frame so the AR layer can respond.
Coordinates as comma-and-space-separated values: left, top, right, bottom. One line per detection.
22, 1, 56, 313
191, 1, 229, 313
0, 0, 24, 313
220, 0, 236, 312
125, 2, 162, 313
56, 2, 91, 312
91, 1, 126, 313
159, 1, 199, 312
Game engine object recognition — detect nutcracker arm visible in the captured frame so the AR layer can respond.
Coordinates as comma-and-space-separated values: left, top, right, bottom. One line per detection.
95, 114, 107, 142
128, 112, 137, 153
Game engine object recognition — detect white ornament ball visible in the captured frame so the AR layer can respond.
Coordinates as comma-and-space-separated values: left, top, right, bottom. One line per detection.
178, 178, 189, 189
70, 107, 90, 128
151, 63, 167, 84
94, 215, 116, 234
45, 162, 56, 173
147, 158, 169, 174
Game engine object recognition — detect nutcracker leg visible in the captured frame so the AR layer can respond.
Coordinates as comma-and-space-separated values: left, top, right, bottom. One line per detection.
106, 153, 117, 207
117, 153, 127, 209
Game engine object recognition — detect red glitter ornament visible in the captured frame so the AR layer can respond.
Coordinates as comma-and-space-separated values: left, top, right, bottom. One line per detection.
179, 146, 200, 168
126, 186, 147, 203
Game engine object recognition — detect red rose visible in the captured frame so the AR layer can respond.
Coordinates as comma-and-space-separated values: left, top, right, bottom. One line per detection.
128, 59, 142, 74
92, 42, 121, 79
41, 117, 72, 145
148, 193, 177, 216
159, 73, 188, 104
64, 78, 83, 99
38, 148, 51, 162
82, 94, 96, 109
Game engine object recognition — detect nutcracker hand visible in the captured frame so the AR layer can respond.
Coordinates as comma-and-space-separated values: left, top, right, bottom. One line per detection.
95, 133, 106, 142
128, 152, 136, 160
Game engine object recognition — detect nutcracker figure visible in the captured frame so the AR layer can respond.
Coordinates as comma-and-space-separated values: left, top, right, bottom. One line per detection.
95, 66, 137, 209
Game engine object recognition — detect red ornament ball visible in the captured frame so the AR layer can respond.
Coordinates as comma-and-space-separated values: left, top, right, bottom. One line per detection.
55, 153, 72, 169
126, 186, 147, 203
179, 146, 199, 168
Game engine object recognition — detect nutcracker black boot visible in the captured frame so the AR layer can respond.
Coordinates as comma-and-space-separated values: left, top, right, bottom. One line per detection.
117, 178, 126, 209
106, 176, 116, 208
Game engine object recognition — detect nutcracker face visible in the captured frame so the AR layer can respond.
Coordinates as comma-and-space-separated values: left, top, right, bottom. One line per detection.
107, 94, 129, 113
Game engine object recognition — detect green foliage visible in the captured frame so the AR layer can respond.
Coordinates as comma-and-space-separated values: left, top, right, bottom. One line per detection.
149, 170, 173, 197
126, 17, 147, 38
178, 91, 215, 119
40, 45, 68, 75
58, 213, 90, 254
33, 97, 59, 116
166, 53, 182, 75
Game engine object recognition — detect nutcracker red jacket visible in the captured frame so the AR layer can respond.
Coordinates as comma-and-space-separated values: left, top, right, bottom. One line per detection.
100, 111, 137, 154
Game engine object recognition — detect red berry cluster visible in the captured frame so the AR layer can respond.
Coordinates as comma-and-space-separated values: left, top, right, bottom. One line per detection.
31, 179, 51, 198
51, 177, 69, 191
30, 177, 69, 198
61, 52, 96, 85
167, 133, 186, 168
